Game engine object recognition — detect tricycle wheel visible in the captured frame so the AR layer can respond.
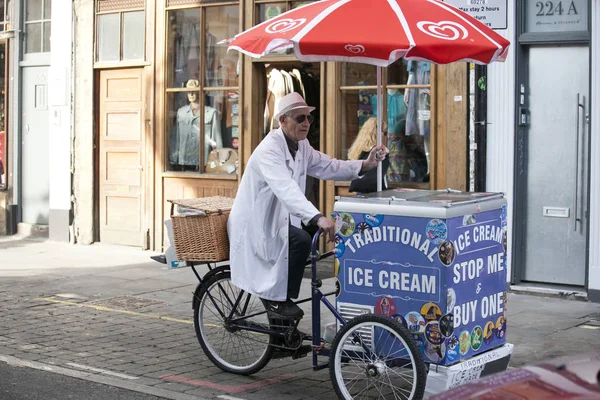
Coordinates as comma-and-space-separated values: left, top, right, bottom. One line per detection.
194, 269, 274, 375
329, 314, 426, 400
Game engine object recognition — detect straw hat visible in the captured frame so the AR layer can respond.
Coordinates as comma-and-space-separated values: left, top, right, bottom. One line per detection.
274, 92, 315, 120
186, 79, 200, 89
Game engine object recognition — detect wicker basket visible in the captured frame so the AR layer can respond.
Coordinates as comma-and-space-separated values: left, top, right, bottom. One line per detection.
168, 196, 234, 262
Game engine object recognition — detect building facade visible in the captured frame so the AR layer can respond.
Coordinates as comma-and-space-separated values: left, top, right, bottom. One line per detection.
485, 0, 600, 301
8, 0, 597, 303
0, 0, 63, 238
68, 0, 469, 251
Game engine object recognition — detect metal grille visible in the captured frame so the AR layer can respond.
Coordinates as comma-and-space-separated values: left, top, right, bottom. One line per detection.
97, 0, 144, 12
337, 302, 374, 348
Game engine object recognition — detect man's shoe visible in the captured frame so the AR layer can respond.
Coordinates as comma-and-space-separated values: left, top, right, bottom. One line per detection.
262, 299, 304, 319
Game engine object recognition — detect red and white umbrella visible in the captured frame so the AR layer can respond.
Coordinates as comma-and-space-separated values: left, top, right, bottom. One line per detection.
221, 0, 510, 66
221, 0, 510, 190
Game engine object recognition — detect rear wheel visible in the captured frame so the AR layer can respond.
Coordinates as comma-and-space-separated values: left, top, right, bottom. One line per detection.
194, 270, 274, 375
330, 314, 427, 400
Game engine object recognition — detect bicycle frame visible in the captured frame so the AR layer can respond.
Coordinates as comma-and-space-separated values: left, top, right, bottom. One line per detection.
193, 228, 354, 370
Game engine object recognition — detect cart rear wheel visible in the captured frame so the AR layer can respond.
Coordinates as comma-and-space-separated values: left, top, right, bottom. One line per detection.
194, 270, 274, 375
330, 314, 427, 400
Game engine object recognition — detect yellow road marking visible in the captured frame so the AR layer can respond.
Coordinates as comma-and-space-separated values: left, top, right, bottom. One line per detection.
35, 296, 194, 325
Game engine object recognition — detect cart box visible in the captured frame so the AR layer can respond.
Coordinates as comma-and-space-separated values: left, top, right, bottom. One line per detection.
334, 189, 508, 366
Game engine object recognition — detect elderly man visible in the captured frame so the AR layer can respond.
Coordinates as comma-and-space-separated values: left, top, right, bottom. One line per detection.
228, 92, 388, 319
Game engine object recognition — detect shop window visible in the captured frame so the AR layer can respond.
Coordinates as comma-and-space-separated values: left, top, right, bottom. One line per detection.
255, 1, 315, 55
95, 0, 145, 62
165, 4, 240, 175
24, 0, 51, 53
0, 0, 14, 31
256, 0, 315, 23
339, 60, 432, 187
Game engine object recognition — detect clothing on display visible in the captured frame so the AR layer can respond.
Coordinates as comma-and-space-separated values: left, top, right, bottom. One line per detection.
357, 83, 374, 129
405, 61, 431, 137
263, 65, 321, 208
204, 32, 219, 109
360, 88, 410, 183
369, 89, 407, 133
403, 61, 431, 183
353, 66, 429, 184
205, 32, 217, 87
263, 66, 319, 148
169, 104, 223, 169
173, 19, 200, 88
171, 16, 219, 90
213, 59, 240, 149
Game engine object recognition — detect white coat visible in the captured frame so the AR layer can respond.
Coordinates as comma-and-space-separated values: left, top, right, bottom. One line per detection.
228, 128, 363, 301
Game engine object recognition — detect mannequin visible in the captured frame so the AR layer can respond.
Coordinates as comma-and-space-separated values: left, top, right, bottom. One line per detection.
169, 79, 223, 170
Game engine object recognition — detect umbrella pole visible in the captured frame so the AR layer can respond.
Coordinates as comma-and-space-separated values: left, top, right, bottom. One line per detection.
376, 66, 383, 192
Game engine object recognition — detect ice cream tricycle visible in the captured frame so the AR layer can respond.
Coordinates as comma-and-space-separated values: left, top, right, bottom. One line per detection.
169, 189, 513, 400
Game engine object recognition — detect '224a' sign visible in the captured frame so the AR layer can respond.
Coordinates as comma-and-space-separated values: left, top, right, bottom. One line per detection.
535, 1, 579, 16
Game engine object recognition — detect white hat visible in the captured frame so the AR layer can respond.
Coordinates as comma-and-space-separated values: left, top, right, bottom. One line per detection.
274, 92, 315, 120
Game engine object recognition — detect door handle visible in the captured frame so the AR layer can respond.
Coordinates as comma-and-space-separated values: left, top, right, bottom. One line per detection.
574, 94, 585, 231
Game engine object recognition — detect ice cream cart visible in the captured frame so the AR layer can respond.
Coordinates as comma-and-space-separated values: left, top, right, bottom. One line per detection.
334, 189, 514, 394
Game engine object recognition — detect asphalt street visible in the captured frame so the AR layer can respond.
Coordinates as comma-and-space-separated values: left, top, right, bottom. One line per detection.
0, 362, 167, 400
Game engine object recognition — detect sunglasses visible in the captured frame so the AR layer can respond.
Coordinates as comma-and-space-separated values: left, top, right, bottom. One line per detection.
289, 114, 315, 124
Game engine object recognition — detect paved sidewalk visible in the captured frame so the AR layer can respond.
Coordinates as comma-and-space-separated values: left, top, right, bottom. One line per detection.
1, 235, 600, 400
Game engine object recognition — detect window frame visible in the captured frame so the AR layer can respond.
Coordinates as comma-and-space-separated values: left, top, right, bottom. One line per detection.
23, 0, 51, 54
337, 62, 435, 190
0, 0, 14, 32
94, 6, 146, 65
163, 2, 242, 177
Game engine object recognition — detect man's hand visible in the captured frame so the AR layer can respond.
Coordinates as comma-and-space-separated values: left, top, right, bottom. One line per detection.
361, 145, 389, 172
317, 216, 335, 243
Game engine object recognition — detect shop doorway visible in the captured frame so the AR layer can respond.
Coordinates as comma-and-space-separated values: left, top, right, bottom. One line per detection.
518, 45, 589, 286
261, 62, 322, 213
97, 68, 146, 246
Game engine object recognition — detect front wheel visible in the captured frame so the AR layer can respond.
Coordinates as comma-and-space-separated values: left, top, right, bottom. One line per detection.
330, 314, 427, 400
194, 270, 274, 375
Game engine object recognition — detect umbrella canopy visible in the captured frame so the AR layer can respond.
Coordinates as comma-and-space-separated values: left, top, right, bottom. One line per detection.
221, 0, 510, 66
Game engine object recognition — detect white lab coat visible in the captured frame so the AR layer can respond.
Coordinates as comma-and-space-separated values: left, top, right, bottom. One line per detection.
228, 128, 363, 301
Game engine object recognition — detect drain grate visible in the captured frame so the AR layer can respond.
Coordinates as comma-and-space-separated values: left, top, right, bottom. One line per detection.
88, 296, 164, 310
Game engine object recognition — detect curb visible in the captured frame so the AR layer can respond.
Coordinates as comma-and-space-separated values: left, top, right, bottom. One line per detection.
509, 285, 588, 302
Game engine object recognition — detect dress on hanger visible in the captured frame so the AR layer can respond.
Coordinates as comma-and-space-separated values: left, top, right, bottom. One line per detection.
405, 61, 431, 137
264, 68, 286, 133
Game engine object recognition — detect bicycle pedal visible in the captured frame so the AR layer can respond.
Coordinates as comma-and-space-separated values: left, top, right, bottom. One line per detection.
292, 345, 312, 360
272, 344, 311, 360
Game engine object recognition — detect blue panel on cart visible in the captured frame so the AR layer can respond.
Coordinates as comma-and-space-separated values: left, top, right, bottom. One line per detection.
334, 206, 507, 366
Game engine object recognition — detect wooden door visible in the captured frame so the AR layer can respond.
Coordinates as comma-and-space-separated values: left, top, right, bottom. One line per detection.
98, 68, 145, 246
